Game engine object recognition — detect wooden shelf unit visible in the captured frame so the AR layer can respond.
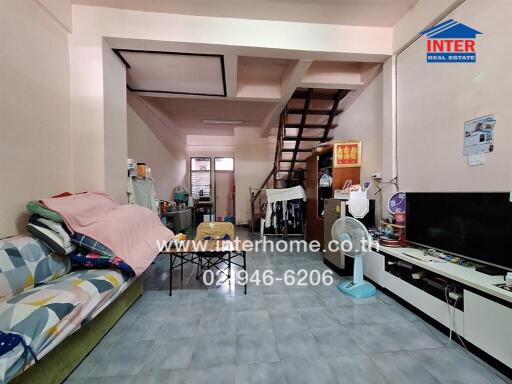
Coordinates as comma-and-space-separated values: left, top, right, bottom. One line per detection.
305, 146, 360, 247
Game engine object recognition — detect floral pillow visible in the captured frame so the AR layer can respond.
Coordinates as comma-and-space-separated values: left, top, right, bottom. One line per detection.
68, 250, 134, 278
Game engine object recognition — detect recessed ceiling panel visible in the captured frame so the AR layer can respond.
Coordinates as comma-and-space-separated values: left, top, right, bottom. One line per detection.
144, 97, 276, 135
116, 50, 226, 97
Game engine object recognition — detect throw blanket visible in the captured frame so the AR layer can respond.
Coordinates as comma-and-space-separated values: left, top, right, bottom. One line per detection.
40, 192, 173, 276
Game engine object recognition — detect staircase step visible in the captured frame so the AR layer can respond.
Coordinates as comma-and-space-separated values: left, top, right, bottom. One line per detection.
280, 159, 305, 162
284, 136, 332, 141
285, 124, 337, 129
288, 108, 343, 116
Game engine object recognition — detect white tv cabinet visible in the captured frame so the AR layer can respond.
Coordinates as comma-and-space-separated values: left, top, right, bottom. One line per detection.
365, 245, 512, 373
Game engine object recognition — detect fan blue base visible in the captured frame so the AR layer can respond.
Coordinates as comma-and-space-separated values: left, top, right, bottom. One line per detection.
337, 280, 376, 298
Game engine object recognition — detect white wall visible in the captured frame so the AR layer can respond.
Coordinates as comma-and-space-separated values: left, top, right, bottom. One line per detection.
186, 128, 274, 225
396, 0, 512, 192
334, 72, 384, 220
103, 44, 128, 202
393, 0, 462, 53
380, 57, 399, 218
335, 72, 383, 187
37, 0, 72, 31
0, 0, 72, 237
127, 105, 186, 201
234, 127, 274, 224
69, 11, 129, 201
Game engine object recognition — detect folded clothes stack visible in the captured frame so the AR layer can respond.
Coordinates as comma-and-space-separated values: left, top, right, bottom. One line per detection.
26, 198, 135, 277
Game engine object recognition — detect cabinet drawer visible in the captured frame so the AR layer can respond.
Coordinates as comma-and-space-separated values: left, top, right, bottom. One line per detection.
364, 251, 385, 286
464, 290, 512, 368
384, 272, 464, 334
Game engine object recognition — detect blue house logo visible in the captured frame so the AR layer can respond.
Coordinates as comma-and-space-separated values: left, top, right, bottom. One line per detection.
420, 19, 482, 63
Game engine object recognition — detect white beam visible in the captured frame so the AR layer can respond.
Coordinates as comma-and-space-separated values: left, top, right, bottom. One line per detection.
261, 59, 312, 137
73, 5, 393, 57
223, 53, 238, 97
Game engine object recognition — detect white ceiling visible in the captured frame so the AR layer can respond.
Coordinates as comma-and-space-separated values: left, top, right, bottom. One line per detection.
144, 97, 276, 136
125, 54, 380, 138
238, 57, 290, 85
119, 50, 225, 96
73, 0, 419, 27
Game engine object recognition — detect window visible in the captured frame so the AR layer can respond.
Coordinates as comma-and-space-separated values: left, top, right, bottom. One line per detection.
190, 157, 211, 199
214, 157, 234, 171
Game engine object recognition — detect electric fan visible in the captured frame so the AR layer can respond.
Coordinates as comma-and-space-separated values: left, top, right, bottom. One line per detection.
331, 217, 376, 298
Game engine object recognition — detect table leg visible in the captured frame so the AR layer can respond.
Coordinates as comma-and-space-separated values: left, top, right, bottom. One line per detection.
228, 252, 232, 283
243, 251, 247, 295
195, 255, 202, 280
169, 255, 173, 296
181, 256, 184, 281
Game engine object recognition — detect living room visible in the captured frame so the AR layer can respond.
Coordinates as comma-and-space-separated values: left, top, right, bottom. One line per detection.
1, 1, 511, 383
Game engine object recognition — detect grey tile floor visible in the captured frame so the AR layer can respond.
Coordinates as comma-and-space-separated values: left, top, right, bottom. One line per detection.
66, 229, 510, 384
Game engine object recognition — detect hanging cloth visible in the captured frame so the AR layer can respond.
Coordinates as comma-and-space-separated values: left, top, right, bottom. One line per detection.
264, 186, 306, 228
127, 177, 159, 213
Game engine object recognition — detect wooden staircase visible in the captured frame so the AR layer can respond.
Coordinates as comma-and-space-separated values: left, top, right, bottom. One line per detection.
276, 88, 349, 186
250, 87, 350, 231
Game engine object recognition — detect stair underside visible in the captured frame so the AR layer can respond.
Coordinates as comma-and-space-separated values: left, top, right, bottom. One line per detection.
273, 88, 350, 186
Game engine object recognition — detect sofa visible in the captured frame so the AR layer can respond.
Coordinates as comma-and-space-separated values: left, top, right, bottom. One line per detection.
0, 235, 142, 384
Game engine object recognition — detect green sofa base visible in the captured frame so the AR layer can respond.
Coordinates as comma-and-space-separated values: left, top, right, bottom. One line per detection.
12, 276, 143, 384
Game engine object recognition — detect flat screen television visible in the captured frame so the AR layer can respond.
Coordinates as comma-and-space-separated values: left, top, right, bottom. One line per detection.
406, 192, 512, 270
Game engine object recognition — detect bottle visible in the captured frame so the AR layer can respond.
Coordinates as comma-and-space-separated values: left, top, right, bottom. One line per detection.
506, 272, 512, 288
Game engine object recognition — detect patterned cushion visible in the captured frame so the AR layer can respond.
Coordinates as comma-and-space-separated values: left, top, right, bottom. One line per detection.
0, 236, 71, 302
68, 250, 134, 277
0, 268, 127, 383
71, 233, 114, 258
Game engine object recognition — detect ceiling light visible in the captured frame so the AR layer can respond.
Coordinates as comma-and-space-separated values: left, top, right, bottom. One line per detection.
202, 119, 244, 125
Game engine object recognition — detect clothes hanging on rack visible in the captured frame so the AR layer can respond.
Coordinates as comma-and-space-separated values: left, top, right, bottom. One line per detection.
287, 200, 303, 229
264, 199, 304, 233
263, 186, 306, 234
265, 185, 306, 205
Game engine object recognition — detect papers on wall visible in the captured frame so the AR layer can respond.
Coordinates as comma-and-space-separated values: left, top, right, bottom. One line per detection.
463, 114, 496, 156
467, 152, 486, 166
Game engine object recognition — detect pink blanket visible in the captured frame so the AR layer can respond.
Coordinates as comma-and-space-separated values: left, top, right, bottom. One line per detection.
40, 192, 173, 276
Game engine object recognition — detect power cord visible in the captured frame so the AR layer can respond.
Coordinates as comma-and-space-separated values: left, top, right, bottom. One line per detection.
443, 284, 456, 346
376, 290, 456, 347
380, 287, 499, 374
440, 286, 504, 378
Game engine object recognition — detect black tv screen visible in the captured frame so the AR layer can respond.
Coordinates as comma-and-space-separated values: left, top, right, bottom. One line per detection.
406, 193, 512, 270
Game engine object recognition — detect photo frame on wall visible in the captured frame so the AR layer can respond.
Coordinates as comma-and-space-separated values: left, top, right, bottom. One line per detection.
333, 140, 362, 168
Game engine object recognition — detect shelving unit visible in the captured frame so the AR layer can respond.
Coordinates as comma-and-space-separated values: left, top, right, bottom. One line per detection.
305, 145, 360, 247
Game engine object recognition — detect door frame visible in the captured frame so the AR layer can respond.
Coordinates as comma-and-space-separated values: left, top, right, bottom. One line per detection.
214, 157, 235, 222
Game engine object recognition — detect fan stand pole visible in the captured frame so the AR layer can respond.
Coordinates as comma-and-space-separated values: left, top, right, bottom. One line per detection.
353, 256, 364, 285
337, 255, 376, 299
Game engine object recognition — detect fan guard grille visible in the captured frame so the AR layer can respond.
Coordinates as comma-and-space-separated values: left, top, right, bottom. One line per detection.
331, 217, 370, 257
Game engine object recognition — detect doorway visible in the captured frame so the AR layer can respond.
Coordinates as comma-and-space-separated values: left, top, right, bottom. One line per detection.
214, 157, 235, 222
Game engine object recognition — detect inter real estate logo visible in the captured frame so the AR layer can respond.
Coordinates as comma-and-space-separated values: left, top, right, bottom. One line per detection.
420, 19, 482, 63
